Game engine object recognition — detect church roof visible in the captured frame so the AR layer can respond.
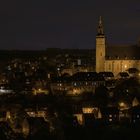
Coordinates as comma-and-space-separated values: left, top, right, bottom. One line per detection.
106, 44, 140, 60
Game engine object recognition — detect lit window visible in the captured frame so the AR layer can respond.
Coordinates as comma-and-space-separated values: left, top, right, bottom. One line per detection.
124, 65, 127, 69
57, 67, 60, 71
82, 107, 94, 114
133, 120, 135, 123
109, 118, 112, 122
109, 64, 111, 70
74, 82, 77, 86
117, 64, 119, 70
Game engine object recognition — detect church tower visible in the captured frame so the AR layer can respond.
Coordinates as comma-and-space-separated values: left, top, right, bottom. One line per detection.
96, 16, 106, 72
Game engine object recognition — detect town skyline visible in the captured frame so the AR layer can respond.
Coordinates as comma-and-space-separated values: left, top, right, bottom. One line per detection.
0, 0, 140, 50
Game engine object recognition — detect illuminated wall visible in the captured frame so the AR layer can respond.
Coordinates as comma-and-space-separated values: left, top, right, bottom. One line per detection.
105, 60, 140, 76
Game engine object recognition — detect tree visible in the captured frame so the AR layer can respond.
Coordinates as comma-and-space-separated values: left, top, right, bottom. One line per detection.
94, 86, 109, 107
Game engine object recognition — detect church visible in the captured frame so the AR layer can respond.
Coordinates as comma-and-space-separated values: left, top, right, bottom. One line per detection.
96, 17, 140, 76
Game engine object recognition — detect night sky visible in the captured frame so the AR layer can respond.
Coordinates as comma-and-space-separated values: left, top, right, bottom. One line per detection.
0, 0, 140, 50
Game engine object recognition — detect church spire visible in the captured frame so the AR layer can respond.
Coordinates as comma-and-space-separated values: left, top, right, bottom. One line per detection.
97, 16, 104, 36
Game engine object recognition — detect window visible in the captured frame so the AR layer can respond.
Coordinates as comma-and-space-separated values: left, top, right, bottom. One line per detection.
117, 63, 119, 71
74, 82, 77, 86
109, 64, 111, 70
109, 118, 112, 122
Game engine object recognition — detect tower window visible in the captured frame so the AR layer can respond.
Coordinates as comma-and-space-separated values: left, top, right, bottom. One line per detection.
100, 52, 102, 56
109, 64, 111, 70
124, 65, 127, 69
117, 63, 120, 71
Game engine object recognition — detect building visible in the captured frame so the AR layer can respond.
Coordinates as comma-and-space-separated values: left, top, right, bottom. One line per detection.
96, 16, 140, 76
50, 72, 105, 95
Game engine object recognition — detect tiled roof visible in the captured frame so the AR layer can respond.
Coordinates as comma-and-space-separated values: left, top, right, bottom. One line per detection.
106, 45, 140, 60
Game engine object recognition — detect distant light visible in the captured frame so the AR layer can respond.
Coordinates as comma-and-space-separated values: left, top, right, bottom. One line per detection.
74, 82, 77, 86
109, 118, 112, 122
0, 89, 13, 94
32, 88, 49, 95
119, 102, 125, 107
119, 102, 129, 110
7, 66, 11, 70
32, 67, 35, 70
73, 114, 83, 125
124, 65, 127, 68
48, 73, 51, 79
82, 107, 94, 114
57, 67, 60, 71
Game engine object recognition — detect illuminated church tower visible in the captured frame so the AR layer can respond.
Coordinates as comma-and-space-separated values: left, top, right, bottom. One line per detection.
96, 16, 106, 72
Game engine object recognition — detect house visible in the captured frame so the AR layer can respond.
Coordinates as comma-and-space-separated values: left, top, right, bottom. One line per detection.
101, 107, 119, 124
117, 72, 129, 79
22, 117, 50, 137
51, 72, 105, 95
130, 105, 140, 124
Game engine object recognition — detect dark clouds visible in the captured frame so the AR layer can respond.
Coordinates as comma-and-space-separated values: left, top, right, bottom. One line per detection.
0, 0, 140, 50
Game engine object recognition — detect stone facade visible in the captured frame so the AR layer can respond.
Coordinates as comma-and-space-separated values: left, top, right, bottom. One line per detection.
96, 17, 140, 76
